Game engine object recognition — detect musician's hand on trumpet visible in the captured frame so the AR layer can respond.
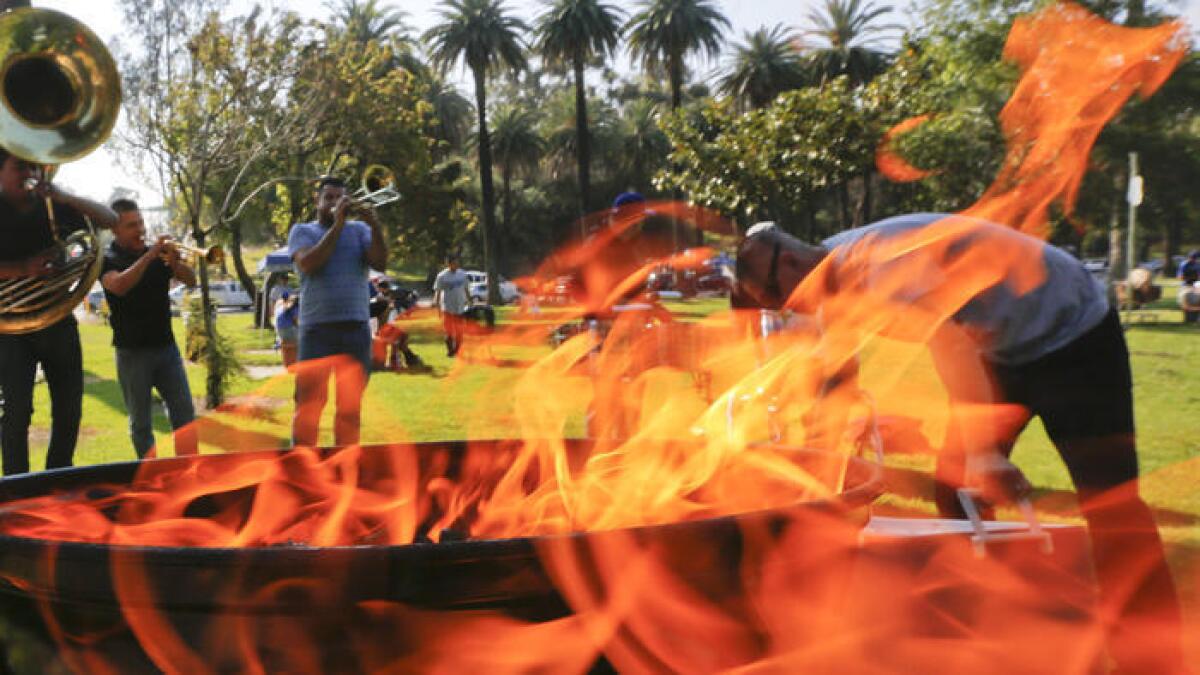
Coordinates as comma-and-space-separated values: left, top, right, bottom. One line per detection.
157, 235, 182, 267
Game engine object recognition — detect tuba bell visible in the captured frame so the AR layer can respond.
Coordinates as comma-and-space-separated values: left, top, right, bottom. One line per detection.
0, 7, 121, 334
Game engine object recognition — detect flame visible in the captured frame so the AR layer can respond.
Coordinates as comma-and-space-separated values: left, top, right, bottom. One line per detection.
0, 3, 1194, 672
876, 114, 937, 182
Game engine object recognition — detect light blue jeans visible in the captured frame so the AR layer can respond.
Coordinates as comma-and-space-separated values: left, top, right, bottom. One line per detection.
115, 343, 197, 458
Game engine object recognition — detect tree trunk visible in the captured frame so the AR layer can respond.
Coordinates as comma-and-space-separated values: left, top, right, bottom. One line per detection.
193, 225, 222, 411
838, 182, 852, 231
472, 68, 502, 306
860, 167, 873, 225
230, 222, 260, 327
574, 57, 591, 236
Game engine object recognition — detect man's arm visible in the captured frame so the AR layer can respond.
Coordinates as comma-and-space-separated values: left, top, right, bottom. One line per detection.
293, 198, 349, 275
102, 238, 167, 297
44, 184, 118, 229
360, 206, 388, 272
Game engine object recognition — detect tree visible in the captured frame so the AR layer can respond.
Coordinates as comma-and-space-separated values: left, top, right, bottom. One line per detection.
479, 104, 544, 263
424, 0, 529, 304
616, 98, 670, 193
117, 1, 328, 408
656, 79, 877, 236
325, 0, 411, 44
803, 0, 898, 86
424, 74, 475, 155
720, 24, 810, 110
626, 0, 730, 110
534, 0, 625, 221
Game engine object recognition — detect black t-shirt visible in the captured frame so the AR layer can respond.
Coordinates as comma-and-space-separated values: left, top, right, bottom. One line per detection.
0, 197, 88, 262
102, 243, 176, 348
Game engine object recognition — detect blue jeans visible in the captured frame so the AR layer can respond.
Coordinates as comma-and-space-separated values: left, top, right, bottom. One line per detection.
293, 321, 371, 447
0, 317, 81, 475
115, 343, 197, 458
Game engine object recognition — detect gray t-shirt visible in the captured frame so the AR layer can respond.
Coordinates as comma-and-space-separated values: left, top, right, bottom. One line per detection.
821, 213, 1109, 365
287, 219, 372, 326
434, 268, 470, 315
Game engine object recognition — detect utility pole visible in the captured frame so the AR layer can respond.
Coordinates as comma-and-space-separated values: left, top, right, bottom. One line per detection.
1126, 152, 1143, 278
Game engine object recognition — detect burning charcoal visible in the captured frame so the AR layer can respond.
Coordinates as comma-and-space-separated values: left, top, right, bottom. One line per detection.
438, 528, 468, 543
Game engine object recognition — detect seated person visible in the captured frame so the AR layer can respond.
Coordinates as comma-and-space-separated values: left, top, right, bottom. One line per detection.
372, 320, 425, 371
1177, 279, 1200, 323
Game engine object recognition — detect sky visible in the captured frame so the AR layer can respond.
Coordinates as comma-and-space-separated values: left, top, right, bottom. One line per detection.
31, 0, 1200, 205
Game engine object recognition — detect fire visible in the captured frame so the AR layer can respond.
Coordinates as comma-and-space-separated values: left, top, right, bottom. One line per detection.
0, 2, 1193, 673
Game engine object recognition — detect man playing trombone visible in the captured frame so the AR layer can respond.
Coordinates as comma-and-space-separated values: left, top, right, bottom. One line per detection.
100, 198, 198, 459
287, 175, 388, 447
0, 147, 118, 475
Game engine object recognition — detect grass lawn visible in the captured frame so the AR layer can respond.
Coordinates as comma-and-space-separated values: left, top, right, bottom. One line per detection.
18, 294, 1200, 659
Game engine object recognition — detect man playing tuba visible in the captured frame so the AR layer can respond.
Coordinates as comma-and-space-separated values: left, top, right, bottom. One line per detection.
0, 147, 117, 475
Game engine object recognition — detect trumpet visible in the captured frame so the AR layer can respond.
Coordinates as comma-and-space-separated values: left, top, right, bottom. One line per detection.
350, 164, 401, 209
162, 239, 224, 266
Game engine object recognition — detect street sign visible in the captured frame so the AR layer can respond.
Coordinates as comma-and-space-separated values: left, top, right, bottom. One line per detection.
1127, 174, 1144, 206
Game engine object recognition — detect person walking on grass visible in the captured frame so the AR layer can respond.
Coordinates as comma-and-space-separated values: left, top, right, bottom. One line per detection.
433, 254, 469, 357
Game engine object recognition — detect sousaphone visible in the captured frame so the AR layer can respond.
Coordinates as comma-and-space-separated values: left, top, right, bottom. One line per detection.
0, 7, 121, 334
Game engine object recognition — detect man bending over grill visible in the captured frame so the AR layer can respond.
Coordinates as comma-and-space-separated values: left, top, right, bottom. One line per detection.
733, 213, 1184, 675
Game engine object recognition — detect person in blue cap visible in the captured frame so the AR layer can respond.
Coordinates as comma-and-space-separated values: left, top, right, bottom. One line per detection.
1177, 249, 1199, 286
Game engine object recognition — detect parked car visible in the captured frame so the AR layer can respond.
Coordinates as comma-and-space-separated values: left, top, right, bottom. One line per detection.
169, 280, 254, 312
464, 270, 520, 304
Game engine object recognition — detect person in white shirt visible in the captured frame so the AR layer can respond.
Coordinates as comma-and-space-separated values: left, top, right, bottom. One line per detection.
432, 254, 470, 357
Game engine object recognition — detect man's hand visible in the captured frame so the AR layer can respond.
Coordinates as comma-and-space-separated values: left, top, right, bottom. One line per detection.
357, 203, 379, 226
334, 195, 352, 226
158, 237, 182, 267
966, 452, 1033, 504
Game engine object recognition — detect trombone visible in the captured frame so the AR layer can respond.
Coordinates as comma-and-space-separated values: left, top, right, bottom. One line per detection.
350, 164, 401, 209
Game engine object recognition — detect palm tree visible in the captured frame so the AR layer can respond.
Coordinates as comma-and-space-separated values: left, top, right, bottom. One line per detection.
425, 74, 475, 155
803, 0, 897, 86
720, 25, 810, 110
482, 105, 544, 238
618, 98, 669, 193
424, 0, 528, 304
626, 0, 730, 110
534, 0, 625, 220
326, 0, 410, 44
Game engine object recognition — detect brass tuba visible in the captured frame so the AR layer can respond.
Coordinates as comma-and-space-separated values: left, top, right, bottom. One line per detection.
0, 7, 121, 334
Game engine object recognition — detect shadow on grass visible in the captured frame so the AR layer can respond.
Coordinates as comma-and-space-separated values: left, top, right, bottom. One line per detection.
1125, 323, 1200, 336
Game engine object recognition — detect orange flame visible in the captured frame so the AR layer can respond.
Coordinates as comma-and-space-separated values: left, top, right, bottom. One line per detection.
0, 3, 1194, 672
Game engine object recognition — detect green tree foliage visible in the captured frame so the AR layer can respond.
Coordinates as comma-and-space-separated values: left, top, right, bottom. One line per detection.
657, 78, 877, 237
424, 0, 529, 304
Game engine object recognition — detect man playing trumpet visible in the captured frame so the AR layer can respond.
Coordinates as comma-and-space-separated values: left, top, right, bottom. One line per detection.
0, 147, 117, 475
100, 198, 198, 459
